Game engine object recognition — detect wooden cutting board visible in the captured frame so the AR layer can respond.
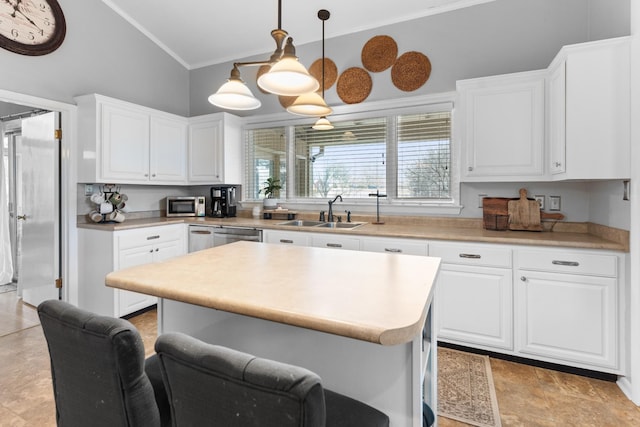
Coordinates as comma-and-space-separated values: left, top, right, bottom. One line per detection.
508, 188, 542, 231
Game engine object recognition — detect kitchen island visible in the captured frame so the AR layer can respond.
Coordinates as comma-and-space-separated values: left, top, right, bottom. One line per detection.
106, 241, 440, 427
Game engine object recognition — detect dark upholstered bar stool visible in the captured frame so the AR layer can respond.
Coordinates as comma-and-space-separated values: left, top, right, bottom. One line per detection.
155, 332, 390, 427
37, 300, 170, 427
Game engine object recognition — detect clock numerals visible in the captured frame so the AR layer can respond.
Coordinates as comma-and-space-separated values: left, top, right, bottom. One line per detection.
0, 0, 65, 55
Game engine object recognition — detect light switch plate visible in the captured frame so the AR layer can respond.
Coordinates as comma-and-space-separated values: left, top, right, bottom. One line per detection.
84, 184, 94, 196
549, 196, 561, 211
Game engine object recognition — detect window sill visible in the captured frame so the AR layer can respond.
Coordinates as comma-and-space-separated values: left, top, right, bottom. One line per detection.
239, 199, 463, 216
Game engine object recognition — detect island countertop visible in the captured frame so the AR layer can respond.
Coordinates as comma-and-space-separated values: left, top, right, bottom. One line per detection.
106, 241, 440, 345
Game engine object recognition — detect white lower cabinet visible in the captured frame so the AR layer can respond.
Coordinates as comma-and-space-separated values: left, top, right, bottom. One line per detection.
360, 236, 428, 256
515, 249, 620, 372
263, 230, 311, 246
310, 234, 361, 251
430, 242, 513, 350
78, 224, 186, 317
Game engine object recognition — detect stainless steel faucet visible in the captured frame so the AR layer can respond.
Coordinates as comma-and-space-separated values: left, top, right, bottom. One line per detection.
327, 195, 343, 222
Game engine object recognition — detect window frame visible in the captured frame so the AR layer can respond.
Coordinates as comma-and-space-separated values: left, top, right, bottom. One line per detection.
242, 92, 461, 215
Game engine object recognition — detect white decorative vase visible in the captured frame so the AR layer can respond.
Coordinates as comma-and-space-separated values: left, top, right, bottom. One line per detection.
263, 198, 278, 210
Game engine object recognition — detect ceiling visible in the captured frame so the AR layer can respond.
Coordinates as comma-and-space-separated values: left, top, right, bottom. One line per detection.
103, 0, 494, 70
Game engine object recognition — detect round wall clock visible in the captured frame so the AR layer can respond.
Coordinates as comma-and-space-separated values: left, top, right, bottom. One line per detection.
0, 0, 66, 56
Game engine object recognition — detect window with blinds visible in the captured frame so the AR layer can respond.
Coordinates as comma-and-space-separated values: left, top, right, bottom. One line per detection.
244, 108, 452, 202
244, 127, 286, 199
397, 112, 451, 199
294, 118, 387, 198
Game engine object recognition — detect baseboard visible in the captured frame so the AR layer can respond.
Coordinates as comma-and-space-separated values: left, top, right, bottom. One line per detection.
438, 341, 618, 382
121, 304, 157, 320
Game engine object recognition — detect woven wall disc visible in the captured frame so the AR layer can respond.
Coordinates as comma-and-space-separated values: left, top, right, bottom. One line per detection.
278, 95, 297, 109
337, 67, 372, 104
391, 51, 431, 92
361, 35, 398, 72
309, 58, 338, 90
256, 64, 272, 94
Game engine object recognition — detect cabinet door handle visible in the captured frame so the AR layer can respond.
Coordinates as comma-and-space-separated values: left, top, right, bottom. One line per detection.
279, 239, 294, 244
191, 230, 212, 235
467, 166, 473, 171
554, 162, 562, 167
384, 248, 402, 253
146, 235, 160, 240
459, 253, 481, 259
326, 243, 342, 248
552, 260, 579, 267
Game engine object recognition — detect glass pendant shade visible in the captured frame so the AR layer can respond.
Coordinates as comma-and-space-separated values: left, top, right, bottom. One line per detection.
312, 116, 334, 130
286, 92, 332, 117
208, 79, 261, 110
258, 57, 320, 96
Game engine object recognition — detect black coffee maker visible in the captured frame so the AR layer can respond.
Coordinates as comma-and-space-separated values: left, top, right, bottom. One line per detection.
210, 185, 238, 217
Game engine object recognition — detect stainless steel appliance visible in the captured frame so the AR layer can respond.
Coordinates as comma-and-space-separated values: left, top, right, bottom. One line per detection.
188, 225, 262, 253
166, 196, 206, 217
210, 185, 238, 218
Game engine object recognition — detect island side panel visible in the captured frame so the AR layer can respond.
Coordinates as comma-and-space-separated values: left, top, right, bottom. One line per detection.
159, 298, 422, 427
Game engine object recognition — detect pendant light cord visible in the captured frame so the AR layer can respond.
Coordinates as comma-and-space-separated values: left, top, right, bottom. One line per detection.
318, 9, 330, 98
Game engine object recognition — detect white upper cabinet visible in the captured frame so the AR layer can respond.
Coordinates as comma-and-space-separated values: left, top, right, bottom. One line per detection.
188, 113, 243, 185
150, 116, 188, 182
76, 94, 188, 184
458, 70, 546, 182
547, 37, 630, 180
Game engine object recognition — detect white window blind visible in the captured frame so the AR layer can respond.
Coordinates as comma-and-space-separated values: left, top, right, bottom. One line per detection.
245, 127, 286, 199
397, 112, 451, 199
294, 118, 387, 198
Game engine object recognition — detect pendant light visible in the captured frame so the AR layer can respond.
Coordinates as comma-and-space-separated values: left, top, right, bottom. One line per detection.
208, 0, 319, 110
288, 9, 334, 125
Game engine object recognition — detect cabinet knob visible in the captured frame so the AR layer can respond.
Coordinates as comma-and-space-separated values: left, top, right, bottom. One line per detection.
144, 173, 149, 177
149, 249, 153, 253
468, 166, 473, 171
155, 248, 159, 252
152, 173, 156, 177
554, 162, 562, 167
520, 276, 527, 282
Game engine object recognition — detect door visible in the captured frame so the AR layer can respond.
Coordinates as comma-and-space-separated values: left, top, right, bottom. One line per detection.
18, 112, 60, 306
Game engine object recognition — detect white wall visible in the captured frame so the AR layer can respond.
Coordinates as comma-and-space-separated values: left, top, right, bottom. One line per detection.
0, 0, 190, 116
189, 0, 629, 117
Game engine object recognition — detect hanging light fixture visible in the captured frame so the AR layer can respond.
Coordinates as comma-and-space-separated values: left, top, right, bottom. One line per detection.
208, 0, 319, 110
288, 9, 334, 124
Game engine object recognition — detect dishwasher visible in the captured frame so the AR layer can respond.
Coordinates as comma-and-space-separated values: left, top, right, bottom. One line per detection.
188, 225, 262, 253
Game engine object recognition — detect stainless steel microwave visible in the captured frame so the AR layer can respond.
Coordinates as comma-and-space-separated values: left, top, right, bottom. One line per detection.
166, 196, 206, 217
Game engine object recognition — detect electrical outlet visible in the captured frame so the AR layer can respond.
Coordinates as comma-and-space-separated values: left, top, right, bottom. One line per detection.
534, 195, 544, 210
84, 184, 94, 196
549, 196, 561, 211
478, 194, 488, 208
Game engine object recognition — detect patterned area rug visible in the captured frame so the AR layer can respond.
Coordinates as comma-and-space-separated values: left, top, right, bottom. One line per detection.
438, 347, 502, 427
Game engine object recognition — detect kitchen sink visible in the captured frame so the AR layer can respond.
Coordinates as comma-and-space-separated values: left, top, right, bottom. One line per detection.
278, 220, 366, 229
315, 222, 366, 229
279, 220, 326, 227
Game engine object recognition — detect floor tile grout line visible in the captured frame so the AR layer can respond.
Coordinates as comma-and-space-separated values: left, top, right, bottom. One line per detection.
0, 323, 41, 338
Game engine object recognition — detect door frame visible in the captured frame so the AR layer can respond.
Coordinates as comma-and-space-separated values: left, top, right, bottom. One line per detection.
0, 89, 77, 305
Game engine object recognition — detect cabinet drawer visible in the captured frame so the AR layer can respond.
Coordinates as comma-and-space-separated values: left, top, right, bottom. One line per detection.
361, 237, 428, 256
517, 250, 617, 277
430, 243, 511, 268
311, 234, 361, 251
117, 225, 184, 250
263, 230, 310, 246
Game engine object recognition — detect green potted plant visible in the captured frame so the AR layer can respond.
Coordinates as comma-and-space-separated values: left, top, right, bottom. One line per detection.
260, 177, 282, 209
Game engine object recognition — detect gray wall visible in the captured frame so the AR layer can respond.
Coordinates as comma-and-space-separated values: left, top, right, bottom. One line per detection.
0, 0, 189, 115
190, 0, 629, 117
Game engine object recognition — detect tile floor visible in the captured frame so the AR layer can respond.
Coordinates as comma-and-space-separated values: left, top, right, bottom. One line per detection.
1, 292, 640, 426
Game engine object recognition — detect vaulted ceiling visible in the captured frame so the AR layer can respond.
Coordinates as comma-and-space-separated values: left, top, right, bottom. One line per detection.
103, 0, 495, 70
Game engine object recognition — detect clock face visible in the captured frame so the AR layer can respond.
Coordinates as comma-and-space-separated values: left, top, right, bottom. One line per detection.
0, 0, 66, 55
